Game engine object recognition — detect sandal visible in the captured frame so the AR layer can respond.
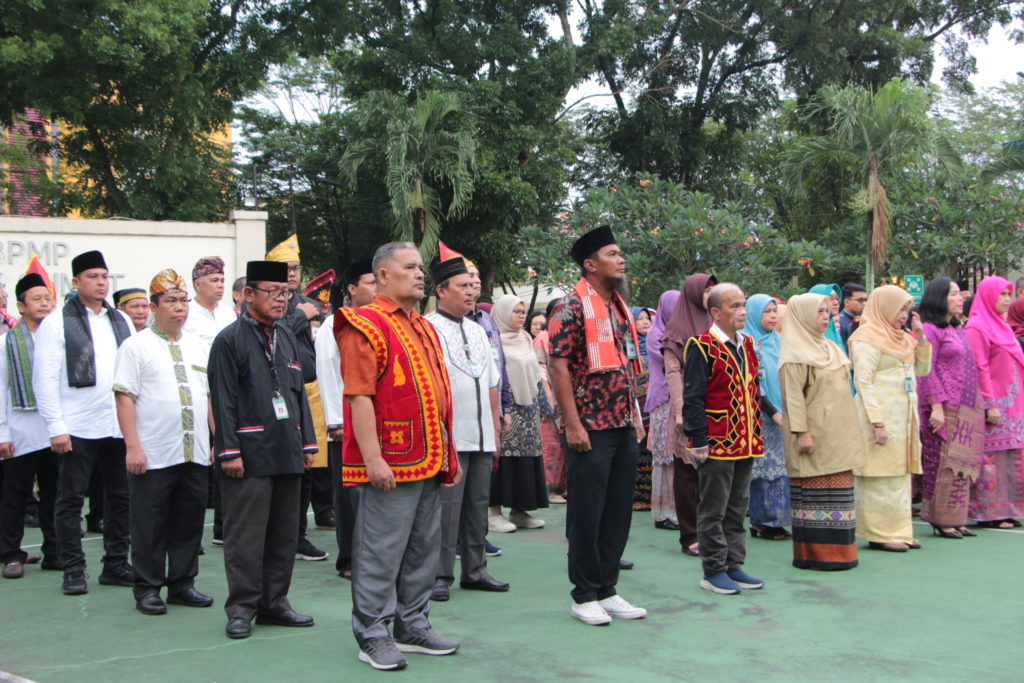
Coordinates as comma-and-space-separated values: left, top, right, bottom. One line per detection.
977, 520, 1015, 529
681, 542, 700, 557
750, 525, 787, 540
868, 541, 907, 553
957, 526, 977, 537
931, 525, 962, 539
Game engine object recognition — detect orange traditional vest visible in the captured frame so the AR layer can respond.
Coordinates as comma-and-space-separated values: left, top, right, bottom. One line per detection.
335, 303, 457, 486
686, 332, 764, 460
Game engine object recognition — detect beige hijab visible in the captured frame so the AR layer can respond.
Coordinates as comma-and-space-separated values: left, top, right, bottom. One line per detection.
847, 285, 917, 364
779, 293, 850, 371
493, 294, 541, 405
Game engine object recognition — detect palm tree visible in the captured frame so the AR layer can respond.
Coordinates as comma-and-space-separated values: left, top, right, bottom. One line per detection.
783, 80, 961, 288
340, 90, 477, 262
979, 139, 1024, 185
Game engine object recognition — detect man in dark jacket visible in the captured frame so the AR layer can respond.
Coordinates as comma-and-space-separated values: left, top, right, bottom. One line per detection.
209, 260, 318, 640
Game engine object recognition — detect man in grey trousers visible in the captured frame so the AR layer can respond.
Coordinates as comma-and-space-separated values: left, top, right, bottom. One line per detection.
335, 242, 462, 671
425, 257, 509, 602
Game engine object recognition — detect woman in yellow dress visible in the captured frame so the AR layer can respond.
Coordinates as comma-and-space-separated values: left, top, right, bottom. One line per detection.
849, 285, 932, 552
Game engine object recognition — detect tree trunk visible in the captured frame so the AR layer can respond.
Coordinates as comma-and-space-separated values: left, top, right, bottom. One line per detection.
865, 210, 875, 291
527, 278, 540, 314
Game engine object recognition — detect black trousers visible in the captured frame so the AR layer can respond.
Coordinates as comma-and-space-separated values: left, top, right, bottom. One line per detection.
298, 467, 334, 537
54, 437, 129, 569
565, 427, 638, 604
221, 473, 302, 621
673, 459, 700, 548
328, 443, 355, 573
85, 468, 104, 528
0, 448, 59, 563
129, 463, 208, 599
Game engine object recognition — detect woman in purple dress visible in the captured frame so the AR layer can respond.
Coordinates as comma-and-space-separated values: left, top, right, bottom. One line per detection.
916, 278, 984, 538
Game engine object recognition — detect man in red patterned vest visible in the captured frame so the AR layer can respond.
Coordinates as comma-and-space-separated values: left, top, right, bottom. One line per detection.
335, 241, 461, 672
683, 283, 779, 596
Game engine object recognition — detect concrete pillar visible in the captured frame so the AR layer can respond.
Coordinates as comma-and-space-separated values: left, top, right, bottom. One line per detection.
229, 209, 268, 279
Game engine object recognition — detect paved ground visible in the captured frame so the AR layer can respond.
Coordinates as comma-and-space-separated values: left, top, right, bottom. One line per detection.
1, 504, 1021, 682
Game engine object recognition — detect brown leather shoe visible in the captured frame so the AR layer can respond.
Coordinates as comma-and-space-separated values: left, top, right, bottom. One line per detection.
3, 560, 25, 578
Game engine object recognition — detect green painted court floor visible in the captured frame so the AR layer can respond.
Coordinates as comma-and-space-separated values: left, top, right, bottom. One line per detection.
1, 505, 1022, 682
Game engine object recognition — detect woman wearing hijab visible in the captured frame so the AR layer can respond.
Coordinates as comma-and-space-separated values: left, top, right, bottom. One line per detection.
1008, 298, 1024, 353
645, 291, 681, 530
916, 278, 984, 539
779, 293, 865, 569
631, 307, 654, 366
534, 298, 567, 503
808, 283, 847, 355
849, 285, 932, 552
745, 294, 790, 540
964, 277, 1024, 528
662, 273, 717, 556
489, 294, 549, 529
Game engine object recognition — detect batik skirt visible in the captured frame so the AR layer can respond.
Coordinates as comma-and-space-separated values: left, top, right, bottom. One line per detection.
790, 471, 858, 571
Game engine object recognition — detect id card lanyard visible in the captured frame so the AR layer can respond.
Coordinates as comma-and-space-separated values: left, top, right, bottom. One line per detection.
904, 363, 915, 394
250, 323, 290, 420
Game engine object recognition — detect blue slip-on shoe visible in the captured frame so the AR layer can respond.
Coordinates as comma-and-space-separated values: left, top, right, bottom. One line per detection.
727, 568, 764, 589
485, 541, 503, 557
699, 571, 741, 595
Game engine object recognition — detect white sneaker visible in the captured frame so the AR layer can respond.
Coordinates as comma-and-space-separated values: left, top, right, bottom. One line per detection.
488, 514, 517, 533
571, 600, 612, 626
598, 594, 647, 619
509, 510, 546, 529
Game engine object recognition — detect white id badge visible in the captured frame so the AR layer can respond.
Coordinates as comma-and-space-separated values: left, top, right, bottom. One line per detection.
625, 339, 638, 360
903, 365, 914, 393
490, 343, 500, 363
273, 394, 290, 420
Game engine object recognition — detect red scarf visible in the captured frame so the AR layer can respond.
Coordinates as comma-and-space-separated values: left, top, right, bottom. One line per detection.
572, 278, 644, 375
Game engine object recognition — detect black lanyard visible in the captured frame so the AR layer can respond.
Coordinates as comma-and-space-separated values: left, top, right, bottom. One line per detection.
247, 320, 281, 397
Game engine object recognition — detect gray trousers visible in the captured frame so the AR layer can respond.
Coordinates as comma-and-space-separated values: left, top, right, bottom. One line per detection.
351, 477, 441, 644
221, 474, 302, 621
697, 457, 753, 576
436, 451, 492, 587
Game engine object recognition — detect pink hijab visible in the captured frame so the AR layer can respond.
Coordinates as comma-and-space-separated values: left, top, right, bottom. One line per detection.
966, 276, 1024, 368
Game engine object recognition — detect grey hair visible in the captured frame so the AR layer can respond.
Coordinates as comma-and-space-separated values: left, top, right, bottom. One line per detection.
706, 283, 742, 311
372, 241, 418, 274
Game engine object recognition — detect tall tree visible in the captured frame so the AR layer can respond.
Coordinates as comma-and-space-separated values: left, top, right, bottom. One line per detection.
0, 0, 348, 220
783, 80, 961, 288
339, 91, 478, 262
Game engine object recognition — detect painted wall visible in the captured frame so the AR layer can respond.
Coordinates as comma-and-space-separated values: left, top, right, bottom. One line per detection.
0, 211, 266, 300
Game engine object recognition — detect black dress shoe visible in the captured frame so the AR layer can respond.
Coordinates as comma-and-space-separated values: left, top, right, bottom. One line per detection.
430, 584, 450, 601
136, 593, 168, 615
41, 556, 63, 571
167, 587, 214, 607
655, 519, 681, 531
619, 559, 634, 570
226, 617, 252, 639
459, 576, 510, 592
255, 609, 315, 627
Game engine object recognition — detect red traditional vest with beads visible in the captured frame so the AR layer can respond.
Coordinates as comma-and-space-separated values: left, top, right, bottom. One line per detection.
335, 305, 457, 486
688, 332, 765, 460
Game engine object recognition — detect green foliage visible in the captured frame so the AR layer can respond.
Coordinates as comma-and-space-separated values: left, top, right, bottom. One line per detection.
0, 0, 344, 220
520, 176, 843, 306
339, 91, 478, 263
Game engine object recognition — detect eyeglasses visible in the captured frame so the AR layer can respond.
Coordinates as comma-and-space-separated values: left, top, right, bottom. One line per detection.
853, 297, 868, 303
512, 309, 527, 316
251, 286, 292, 300
286, 265, 302, 274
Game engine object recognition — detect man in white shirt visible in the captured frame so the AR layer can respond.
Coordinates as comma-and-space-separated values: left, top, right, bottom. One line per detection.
425, 257, 508, 602
33, 250, 135, 595
182, 256, 235, 546
318, 258, 376, 579
0, 274, 59, 579
183, 256, 236, 347
114, 269, 214, 616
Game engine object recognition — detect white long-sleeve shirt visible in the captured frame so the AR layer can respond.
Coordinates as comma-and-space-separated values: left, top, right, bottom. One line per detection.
33, 306, 134, 439
426, 311, 499, 453
0, 329, 52, 456
182, 299, 236, 347
314, 314, 344, 428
